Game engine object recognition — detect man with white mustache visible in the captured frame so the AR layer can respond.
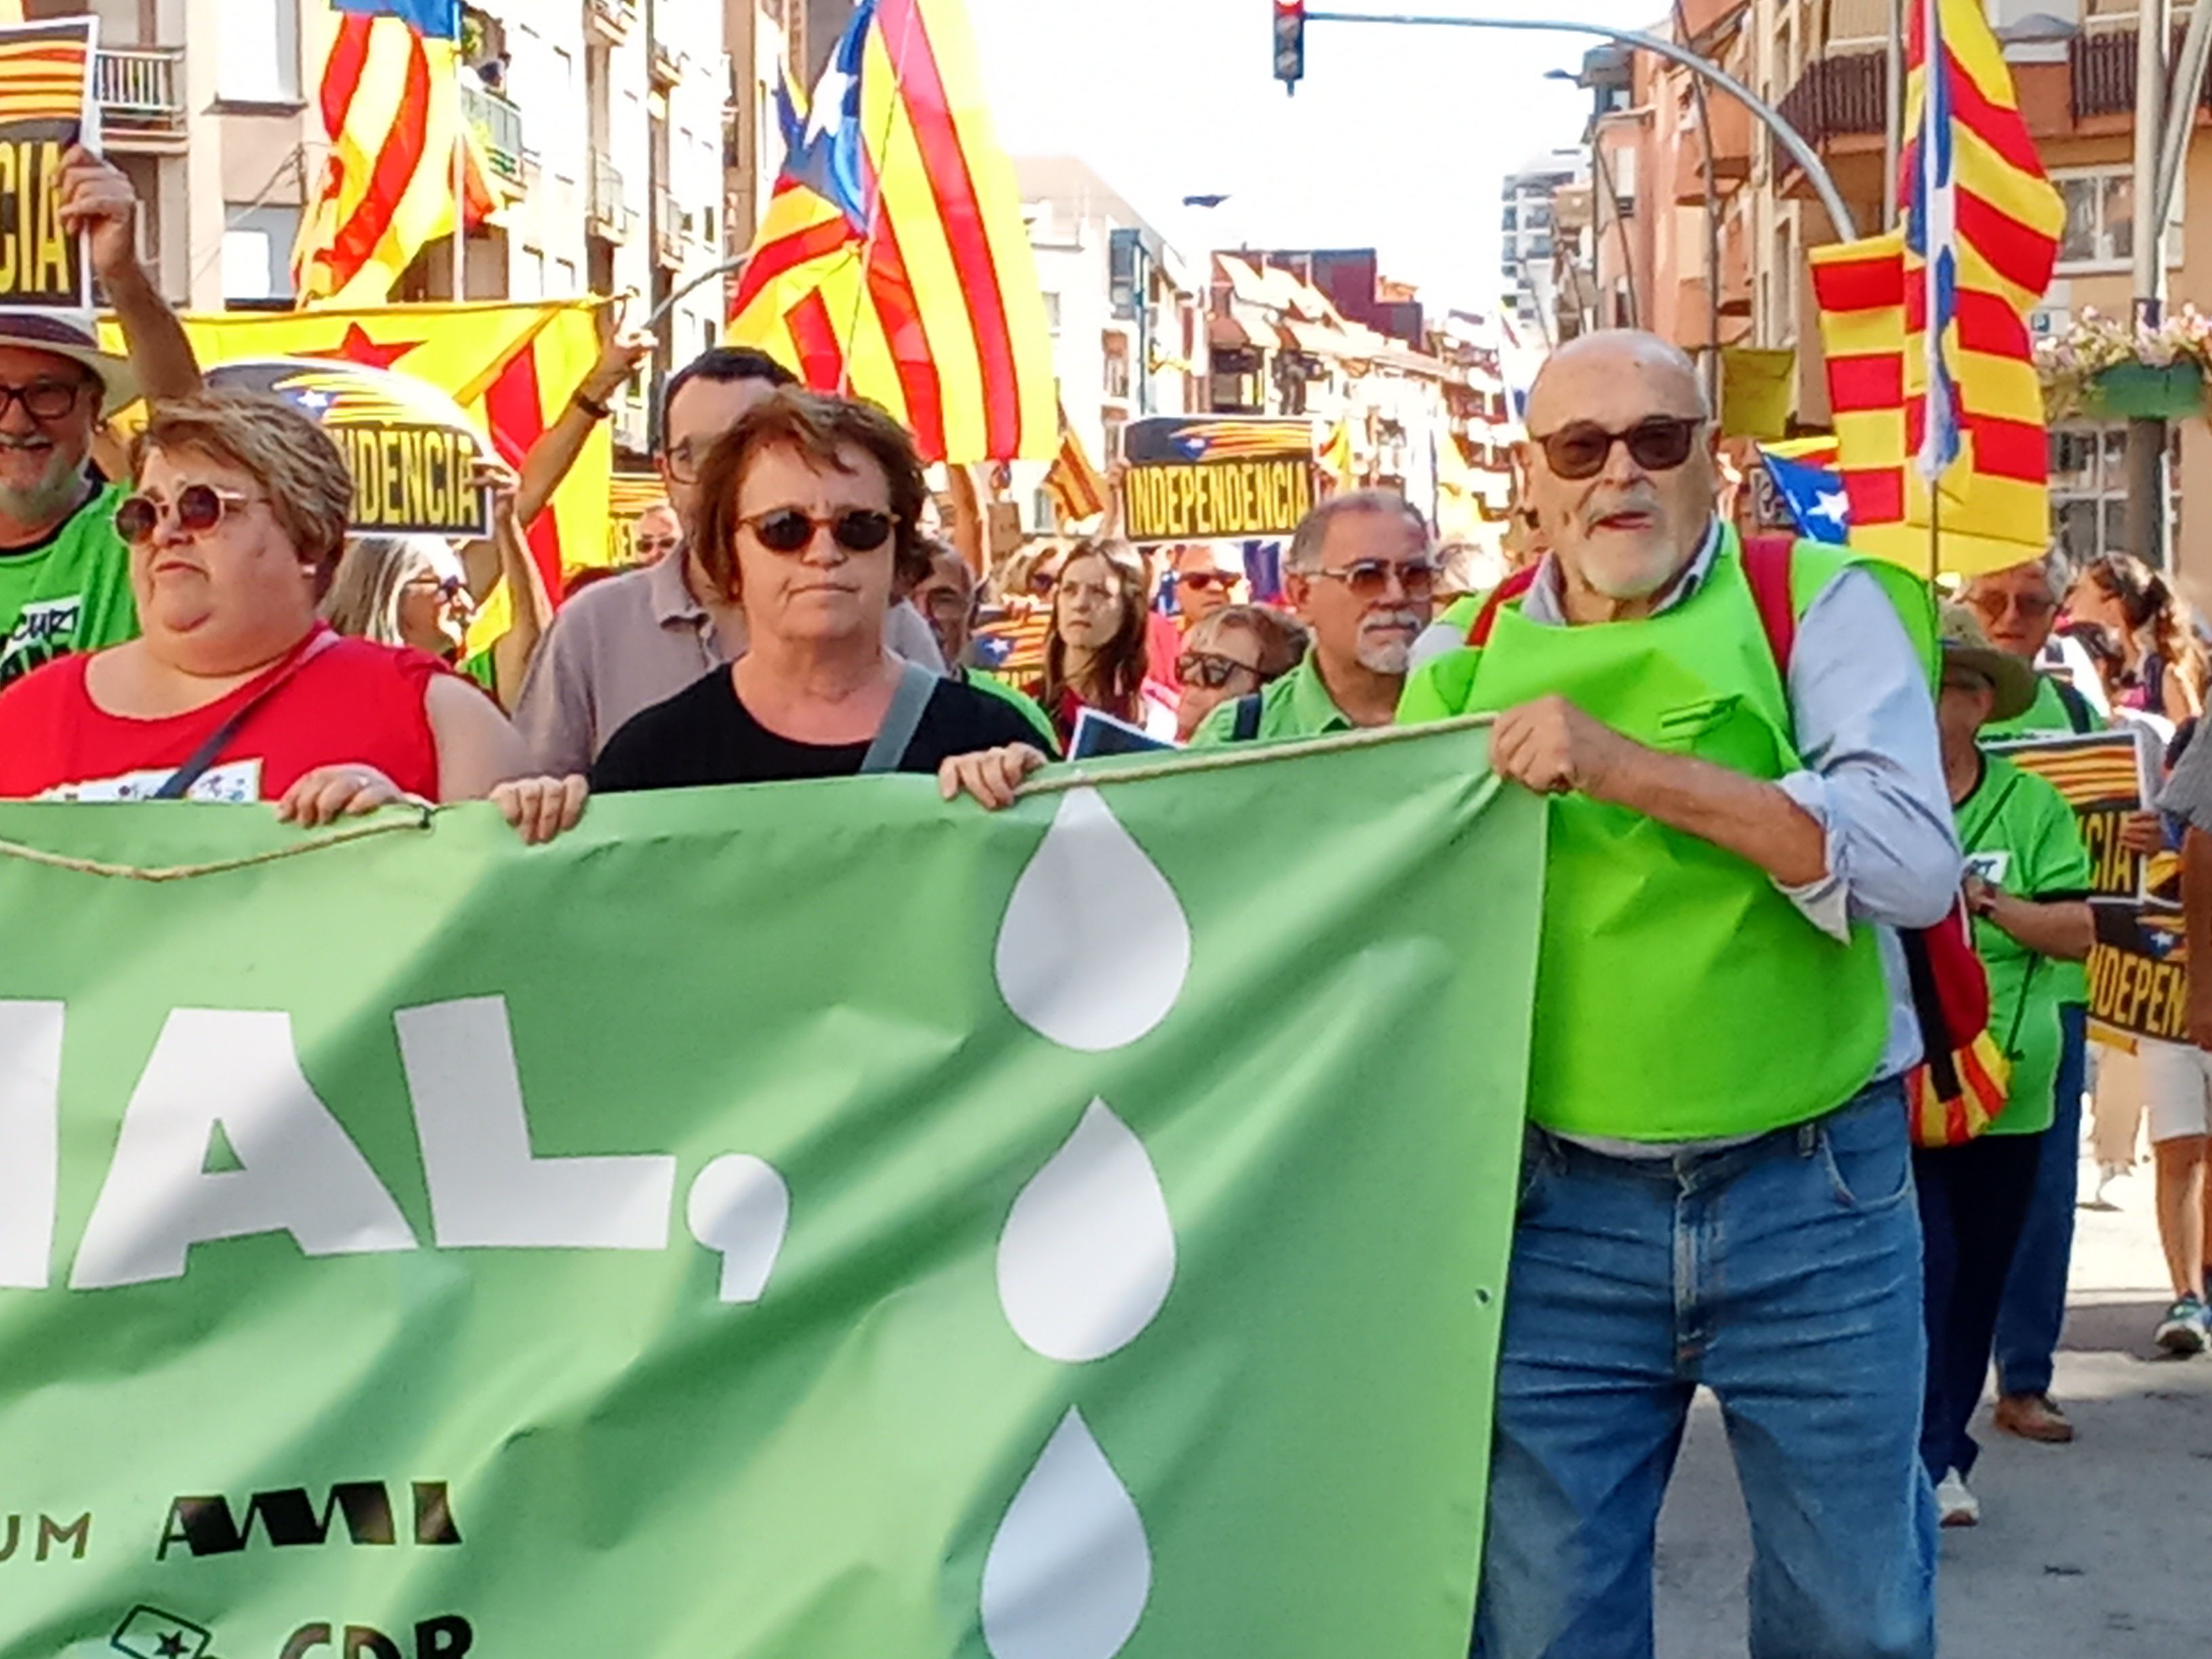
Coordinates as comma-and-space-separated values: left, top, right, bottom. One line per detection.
1189, 489, 1435, 743
1404, 331, 1961, 1659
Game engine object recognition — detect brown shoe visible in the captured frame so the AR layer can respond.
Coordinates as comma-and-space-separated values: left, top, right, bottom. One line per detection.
1993, 1392, 2076, 1444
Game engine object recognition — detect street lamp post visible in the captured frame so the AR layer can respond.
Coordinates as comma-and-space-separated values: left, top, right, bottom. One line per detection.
1303, 9, 1858, 241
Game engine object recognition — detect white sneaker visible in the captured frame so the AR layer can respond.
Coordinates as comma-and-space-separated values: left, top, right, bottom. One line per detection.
1936, 1467, 1981, 1528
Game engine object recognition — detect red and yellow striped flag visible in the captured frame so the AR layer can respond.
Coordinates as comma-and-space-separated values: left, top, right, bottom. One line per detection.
0, 26, 89, 127
727, 0, 1055, 464
293, 1, 504, 306
1042, 411, 1107, 524
1811, 0, 2061, 579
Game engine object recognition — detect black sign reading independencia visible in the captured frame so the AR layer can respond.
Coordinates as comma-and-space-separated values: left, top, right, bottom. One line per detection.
1120, 415, 1316, 541
0, 19, 95, 311
208, 358, 493, 539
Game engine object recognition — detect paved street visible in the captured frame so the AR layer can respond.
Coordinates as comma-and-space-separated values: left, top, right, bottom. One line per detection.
1654, 1153, 2212, 1657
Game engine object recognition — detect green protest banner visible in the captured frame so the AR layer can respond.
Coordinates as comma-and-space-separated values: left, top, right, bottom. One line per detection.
0, 727, 1542, 1659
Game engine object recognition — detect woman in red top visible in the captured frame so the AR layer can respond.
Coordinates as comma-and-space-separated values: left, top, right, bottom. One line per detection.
0, 391, 581, 842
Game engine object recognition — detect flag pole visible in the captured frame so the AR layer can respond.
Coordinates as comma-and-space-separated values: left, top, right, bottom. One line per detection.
451, 53, 468, 304
1883, 0, 1904, 230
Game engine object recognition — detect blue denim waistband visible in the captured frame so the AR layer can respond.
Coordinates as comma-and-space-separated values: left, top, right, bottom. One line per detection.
1525, 1078, 1900, 1197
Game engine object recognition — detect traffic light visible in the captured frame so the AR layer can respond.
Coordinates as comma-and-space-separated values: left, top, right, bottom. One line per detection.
1273, 0, 1305, 94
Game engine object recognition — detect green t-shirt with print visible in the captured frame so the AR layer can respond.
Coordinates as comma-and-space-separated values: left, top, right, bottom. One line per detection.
0, 480, 136, 689
1959, 753, 2093, 1136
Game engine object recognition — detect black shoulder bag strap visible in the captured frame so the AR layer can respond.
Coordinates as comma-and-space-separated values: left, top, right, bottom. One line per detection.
859, 661, 940, 775
1231, 693, 1264, 743
152, 632, 342, 802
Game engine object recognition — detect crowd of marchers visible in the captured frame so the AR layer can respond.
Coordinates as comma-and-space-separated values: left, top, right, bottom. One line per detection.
12, 160, 2212, 1659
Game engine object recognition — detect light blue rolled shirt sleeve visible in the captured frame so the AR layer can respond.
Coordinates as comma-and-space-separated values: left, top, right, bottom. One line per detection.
1769, 567, 1962, 1081
1769, 566, 1961, 937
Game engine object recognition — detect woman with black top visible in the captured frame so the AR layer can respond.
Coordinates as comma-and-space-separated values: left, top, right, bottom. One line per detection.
590, 389, 1047, 806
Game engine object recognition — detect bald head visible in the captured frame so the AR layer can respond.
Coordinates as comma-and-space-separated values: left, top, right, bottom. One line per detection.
1518, 329, 1719, 623
1525, 331, 1710, 432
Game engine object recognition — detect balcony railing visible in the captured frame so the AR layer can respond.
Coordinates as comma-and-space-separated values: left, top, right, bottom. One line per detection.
94, 45, 184, 139
2072, 28, 2212, 121
589, 154, 633, 243
1776, 49, 1889, 149
653, 188, 686, 267
462, 83, 527, 191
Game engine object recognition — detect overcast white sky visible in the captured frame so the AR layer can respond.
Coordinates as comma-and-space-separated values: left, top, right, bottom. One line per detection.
964, 0, 1664, 316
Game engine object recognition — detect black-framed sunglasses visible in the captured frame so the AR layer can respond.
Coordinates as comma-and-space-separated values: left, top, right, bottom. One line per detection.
1312, 558, 1440, 601
1532, 415, 1706, 482
741, 507, 898, 556
115, 483, 264, 546
1178, 569, 1239, 594
0, 377, 90, 422
1178, 651, 1260, 690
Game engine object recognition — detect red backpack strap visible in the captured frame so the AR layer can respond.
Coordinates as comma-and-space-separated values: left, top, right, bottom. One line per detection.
1739, 533, 1799, 680
1466, 565, 1543, 647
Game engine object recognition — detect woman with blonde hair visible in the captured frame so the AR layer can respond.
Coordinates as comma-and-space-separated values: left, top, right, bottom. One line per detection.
1174, 604, 1309, 741
0, 390, 580, 841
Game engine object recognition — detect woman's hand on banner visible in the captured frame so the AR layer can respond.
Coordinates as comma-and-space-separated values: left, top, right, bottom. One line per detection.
276, 765, 408, 828
493, 775, 590, 844
940, 744, 1048, 811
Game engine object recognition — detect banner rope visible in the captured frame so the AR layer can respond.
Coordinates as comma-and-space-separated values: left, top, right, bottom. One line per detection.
0, 719, 1498, 878
1012, 713, 1499, 799
0, 804, 436, 882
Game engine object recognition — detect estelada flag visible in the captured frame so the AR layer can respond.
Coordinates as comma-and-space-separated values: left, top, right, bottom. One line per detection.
100, 300, 611, 596
1042, 411, 1107, 525
1810, 231, 2051, 579
0, 13, 95, 312
727, 0, 1055, 464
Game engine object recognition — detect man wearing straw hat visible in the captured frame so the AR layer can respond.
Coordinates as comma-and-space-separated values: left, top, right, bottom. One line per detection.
1402, 330, 1961, 1659
0, 145, 201, 687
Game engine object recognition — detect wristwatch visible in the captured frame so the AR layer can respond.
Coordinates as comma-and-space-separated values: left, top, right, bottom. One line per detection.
571, 390, 614, 422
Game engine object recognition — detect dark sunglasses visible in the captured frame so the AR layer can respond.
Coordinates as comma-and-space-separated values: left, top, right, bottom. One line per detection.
1312, 558, 1439, 601
1179, 570, 1238, 593
115, 483, 262, 545
1178, 650, 1260, 689
740, 508, 898, 555
0, 377, 89, 421
1532, 415, 1705, 482
405, 573, 470, 603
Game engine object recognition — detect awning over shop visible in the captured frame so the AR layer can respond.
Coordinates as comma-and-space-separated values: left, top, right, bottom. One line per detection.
1215, 254, 1273, 307
1209, 300, 1287, 349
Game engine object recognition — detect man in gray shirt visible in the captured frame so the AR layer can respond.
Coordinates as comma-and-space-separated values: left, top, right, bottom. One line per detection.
514, 347, 943, 776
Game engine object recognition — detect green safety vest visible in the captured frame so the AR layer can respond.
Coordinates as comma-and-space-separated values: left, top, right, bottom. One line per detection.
1401, 531, 1906, 1141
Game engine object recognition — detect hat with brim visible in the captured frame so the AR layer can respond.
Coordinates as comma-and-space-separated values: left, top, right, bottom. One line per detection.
1938, 602, 2039, 723
0, 310, 139, 418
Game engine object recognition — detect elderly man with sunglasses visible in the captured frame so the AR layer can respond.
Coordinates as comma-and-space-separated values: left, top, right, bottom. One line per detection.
1402, 331, 1959, 1659
1189, 489, 1436, 744
0, 148, 202, 689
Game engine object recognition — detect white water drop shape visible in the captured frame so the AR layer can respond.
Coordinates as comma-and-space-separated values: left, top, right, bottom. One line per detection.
685, 1155, 790, 1305
981, 1409, 1152, 1659
998, 1100, 1175, 1364
995, 787, 1191, 1052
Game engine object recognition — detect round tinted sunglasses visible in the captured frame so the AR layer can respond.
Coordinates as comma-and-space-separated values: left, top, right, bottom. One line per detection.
741, 508, 898, 555
115, 483, 263, 546
1531, 415, 1705, 482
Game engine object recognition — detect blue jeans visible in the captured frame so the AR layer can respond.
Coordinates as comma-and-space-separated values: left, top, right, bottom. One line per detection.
1993, 1003, 2087, 1398
1472, 1082, 1938, 1659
